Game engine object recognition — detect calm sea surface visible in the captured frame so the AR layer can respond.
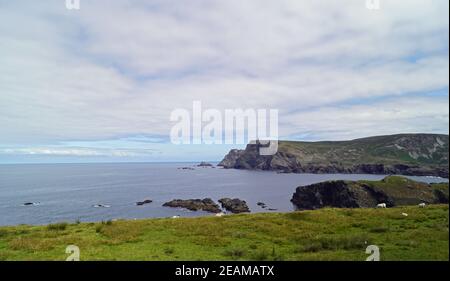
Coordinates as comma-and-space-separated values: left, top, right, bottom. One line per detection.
0, 163, 447, 226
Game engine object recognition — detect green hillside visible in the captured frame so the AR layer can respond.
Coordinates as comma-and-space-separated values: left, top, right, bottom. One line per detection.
0, 205, 448, 261
220, 134, 449, 177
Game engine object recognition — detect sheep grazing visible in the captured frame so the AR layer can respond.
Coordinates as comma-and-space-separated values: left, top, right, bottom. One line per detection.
401, 213, 408, 217
376, 203, 387, 208
215, 212, 225, 217
419, 203, 426, 208
171, 215, 180, 219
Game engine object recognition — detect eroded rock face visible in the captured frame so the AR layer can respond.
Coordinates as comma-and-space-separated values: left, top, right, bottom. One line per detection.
291, 181, 376, 210
23, 202, 40, 206
291, 176, 449, 210
163, 198, 221, 213
218, 149, 246, 168
218, 134, 449, 178
433, 189, 449, 204
218, 198, 250, 213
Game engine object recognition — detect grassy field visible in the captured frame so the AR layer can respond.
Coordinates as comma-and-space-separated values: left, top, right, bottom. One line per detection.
0, 205, 448, 261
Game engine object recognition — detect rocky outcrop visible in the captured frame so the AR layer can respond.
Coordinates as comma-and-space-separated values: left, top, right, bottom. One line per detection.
163, 198, 221, 213
218, 149, 246, 168
219, 134, 449, 178
218, 198, 250, 213
23, 202, 40, 206
197, 162, 213, 167
291, 181, 389, 209
291, 176, 449, 210
93, 204, 110, 208
433, 188, 449, 204
257, 202, 267, 209
136, 199, 152, 206
178, 167, 195, 170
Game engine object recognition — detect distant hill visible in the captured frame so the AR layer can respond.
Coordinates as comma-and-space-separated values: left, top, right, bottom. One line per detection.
219, 134, 449, 178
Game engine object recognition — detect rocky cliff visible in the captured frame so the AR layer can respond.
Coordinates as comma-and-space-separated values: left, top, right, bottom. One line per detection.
290, 176, 449, 210
219, 134, 449, 178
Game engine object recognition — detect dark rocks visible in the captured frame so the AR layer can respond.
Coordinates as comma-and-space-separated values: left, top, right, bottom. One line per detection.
178, 167, 195, 170
93, 204, 110, 208
257, 202, 267, 208
23, 202, 40, 206
256, 202, 277, 211
291, 176, 449, 210
218, 198, 250, 213
291, 181, 370, 210
218, 149, 246, 168
433, 189, 449, 203
353, 164, 386, 174
197, 162, 213, 167
163, 197, 252, 214
136, 199, 153, 206
163, 198, 221, 213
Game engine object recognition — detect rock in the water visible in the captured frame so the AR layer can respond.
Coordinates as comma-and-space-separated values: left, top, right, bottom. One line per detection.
163, 198, 221, 213
197, 162, 213, 167
23, 202, 40, 206
178, 167, 195, 170
256, 202, 267, 208
93, 204, 110, 208
136, 199, 153, 206
218, 198, 250, 213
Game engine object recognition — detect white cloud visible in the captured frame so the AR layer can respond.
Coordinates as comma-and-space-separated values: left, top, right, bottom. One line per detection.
0, 0, 448, 157
283, 96, 449, 140
0, 147, 154, 157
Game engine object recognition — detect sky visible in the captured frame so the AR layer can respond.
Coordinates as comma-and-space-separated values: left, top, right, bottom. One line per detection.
0, 0, 448, 163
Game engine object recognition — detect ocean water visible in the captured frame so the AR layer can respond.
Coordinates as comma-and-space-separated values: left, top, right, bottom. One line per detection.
0, 163, 447, 226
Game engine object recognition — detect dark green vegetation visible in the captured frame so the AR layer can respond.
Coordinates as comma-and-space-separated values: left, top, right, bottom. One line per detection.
0, 205, 448, 261
219, 134, 449, 178
291, 176, 449, 209
358, 176, 449, 205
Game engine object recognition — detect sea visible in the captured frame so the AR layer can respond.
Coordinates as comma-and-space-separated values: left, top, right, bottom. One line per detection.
0, 162, 447, 226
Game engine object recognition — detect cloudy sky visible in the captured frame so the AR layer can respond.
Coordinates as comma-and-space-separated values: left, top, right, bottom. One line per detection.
0, 0, 448, 163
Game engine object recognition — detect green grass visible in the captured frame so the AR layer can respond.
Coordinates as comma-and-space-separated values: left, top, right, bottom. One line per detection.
0, 205, 448, 261
356, 176, 448, 205
46, 222, 68, 231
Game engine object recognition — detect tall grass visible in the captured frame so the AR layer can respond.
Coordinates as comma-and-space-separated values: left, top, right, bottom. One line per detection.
46, 222, 68, 231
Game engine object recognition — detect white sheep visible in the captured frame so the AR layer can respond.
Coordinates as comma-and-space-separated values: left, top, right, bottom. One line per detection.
215, 212, 225, 217
171, 215, 180, 219
418, 203, 426, 208
376, 203, 387, 208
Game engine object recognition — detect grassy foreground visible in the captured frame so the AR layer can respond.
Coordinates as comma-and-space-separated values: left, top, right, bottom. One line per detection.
0, 205, 448, 261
